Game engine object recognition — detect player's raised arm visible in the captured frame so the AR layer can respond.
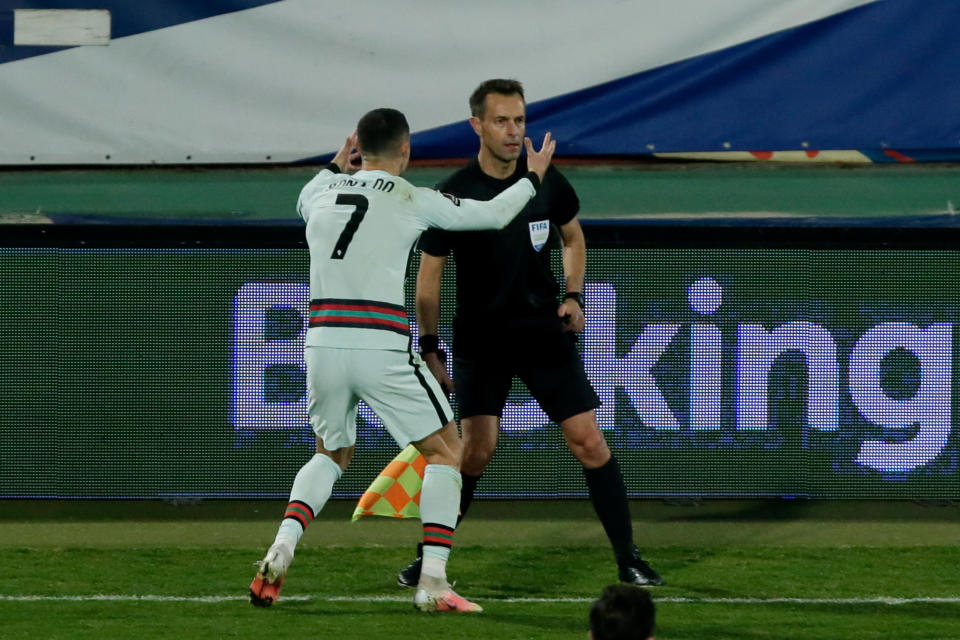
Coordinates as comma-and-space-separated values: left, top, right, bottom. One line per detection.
417, 132, 557, 232
329, 131, 361, 173
297, 132, 361, 221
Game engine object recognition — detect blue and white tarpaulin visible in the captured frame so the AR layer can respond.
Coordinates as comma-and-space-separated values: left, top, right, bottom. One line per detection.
0, 0, 957, 165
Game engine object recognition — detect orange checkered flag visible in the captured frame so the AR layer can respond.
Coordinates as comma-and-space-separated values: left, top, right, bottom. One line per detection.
351, 444, 426, 521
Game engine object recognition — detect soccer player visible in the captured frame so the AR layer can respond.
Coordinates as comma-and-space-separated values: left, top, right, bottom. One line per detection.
397, 79, 663, 588
249, 107, 556, 613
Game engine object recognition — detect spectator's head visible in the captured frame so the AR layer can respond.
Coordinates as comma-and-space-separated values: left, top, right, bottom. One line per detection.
589, 585, 655, 640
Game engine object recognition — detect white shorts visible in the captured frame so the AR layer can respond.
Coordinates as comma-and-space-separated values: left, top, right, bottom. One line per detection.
305, 346, 454, 450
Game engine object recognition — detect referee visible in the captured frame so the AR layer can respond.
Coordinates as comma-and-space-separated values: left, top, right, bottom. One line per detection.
399, 79, 664, 588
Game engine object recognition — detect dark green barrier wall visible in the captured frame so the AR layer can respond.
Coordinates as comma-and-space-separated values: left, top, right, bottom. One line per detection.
2, 244, 958, 498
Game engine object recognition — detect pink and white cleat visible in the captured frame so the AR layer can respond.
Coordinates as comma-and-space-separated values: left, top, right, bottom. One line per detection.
249, 543, 293, 607
414, 575, 483, 613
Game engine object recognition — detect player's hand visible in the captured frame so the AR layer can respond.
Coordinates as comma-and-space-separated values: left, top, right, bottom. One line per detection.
524, 132, 556, 181
558, 298, 585, 333
332, 131, 361, 173
424, 352, 455, 395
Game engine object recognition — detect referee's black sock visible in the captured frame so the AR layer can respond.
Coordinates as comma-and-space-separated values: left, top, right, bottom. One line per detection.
583, 455, 635, 566
456, 472, 482, 526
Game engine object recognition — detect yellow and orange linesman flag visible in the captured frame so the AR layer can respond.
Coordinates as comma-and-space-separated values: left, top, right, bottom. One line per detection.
351, 444, 427, 521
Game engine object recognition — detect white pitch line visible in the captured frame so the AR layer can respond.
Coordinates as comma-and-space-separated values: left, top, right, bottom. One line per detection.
1, 594, 959, 605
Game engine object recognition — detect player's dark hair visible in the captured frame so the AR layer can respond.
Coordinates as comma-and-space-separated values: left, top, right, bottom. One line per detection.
589, 585, 656, 640
356, 108, 409, 157
470, 79, 525, 118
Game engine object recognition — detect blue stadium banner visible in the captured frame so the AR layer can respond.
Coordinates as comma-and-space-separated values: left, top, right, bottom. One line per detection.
0, 0, 957, 164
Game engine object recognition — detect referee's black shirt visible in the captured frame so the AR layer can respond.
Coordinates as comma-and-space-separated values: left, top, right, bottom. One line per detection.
418, 157, 580, 333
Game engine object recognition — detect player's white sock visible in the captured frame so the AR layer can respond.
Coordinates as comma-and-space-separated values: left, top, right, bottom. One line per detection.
418, 463, 462, 582
275, 453, 342, 548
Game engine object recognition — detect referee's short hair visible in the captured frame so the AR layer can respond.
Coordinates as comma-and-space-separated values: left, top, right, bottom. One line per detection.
470, 79, 525, 118
589, 585, 656, 640
357, 108, 409, 158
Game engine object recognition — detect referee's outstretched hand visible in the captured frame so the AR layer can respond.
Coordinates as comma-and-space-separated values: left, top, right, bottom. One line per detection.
524, 132, 556, 181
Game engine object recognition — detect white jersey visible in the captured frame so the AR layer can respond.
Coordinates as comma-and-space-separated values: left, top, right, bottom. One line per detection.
298, 165, 536, 350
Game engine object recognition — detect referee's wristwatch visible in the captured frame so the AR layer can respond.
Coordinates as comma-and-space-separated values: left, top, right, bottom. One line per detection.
418, 334, 447, 363
563, 291, 585, 311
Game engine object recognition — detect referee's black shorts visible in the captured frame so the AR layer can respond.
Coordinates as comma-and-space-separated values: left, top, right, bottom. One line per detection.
451, 315, 600, 424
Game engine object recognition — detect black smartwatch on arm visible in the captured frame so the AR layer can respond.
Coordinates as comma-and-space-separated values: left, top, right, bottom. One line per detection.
418, 334, 447, 363
563, 291, 584, 311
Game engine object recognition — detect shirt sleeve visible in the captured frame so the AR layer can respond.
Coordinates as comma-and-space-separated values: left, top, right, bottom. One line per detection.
417, 227, 452, 257
413, 177, 537, 231
296, 163, 341, 222
548, 167, 580, 226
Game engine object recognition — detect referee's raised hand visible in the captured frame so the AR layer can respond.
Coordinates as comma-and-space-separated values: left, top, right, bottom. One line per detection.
524, 132, 556, 181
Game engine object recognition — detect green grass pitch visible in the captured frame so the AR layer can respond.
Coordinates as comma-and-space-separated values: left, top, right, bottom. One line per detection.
2, 499, 958, 639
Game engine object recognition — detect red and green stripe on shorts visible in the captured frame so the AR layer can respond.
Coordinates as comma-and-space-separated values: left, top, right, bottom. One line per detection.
309, 298, 409, 336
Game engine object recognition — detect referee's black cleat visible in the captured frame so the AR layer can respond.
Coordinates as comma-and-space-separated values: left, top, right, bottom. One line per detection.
618, 547, 665, 587
397, 543, 423, 588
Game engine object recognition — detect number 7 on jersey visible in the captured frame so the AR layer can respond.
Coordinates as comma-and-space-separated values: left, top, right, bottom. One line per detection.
330, 194, 369, 259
